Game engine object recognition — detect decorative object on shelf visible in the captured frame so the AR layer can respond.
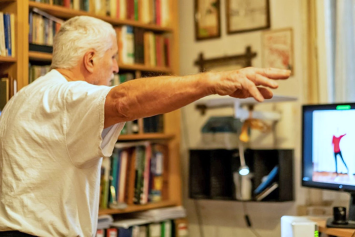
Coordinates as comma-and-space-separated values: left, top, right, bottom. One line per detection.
239, 117, 271, 143
194, 46, 257, 73
226, 0, 270, 34
194, 0, 221, 40
197, 116, 242, 149
262, 28, 294, 73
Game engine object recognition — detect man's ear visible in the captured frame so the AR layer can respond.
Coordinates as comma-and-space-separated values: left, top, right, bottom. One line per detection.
83, 50, 95, 73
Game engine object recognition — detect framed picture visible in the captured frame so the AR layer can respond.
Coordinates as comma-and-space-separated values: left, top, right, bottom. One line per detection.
194, 46, 257, 72
194, 0, 221, 41
226, 0, 270, 34
262, 28, 294, 73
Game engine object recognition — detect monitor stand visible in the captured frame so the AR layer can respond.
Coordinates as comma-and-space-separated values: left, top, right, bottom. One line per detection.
327, 193, 355, 228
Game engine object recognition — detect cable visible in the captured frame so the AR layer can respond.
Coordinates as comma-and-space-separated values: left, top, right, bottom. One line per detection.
194, 199, 205, 237
242, 202, 262, 237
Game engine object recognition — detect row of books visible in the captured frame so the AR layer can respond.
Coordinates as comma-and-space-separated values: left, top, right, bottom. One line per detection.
100, 142, 167, 209
120, 115, 164, 135
30, 0, 171, 27
0, 12, 15, 57
116, 26, 171, 67
97, 221, 175, 237
111, 73, 164, 134
0, 75, 17, 113
97, 208, 187, 237
29, 64, 51, 83
28, 9, 171, 68
97, 219, 188, 237
29, 9, 63, 46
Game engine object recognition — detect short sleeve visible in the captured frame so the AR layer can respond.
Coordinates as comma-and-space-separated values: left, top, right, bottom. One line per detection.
63, 82, 124, 167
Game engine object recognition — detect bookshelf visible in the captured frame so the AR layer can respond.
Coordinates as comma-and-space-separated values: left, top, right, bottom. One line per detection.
28, 51, 172, 73
99, 200, 177, 216
1, 0, 182, 220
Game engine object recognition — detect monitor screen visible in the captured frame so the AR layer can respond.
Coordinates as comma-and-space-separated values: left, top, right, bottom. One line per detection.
302, 103, 355, 192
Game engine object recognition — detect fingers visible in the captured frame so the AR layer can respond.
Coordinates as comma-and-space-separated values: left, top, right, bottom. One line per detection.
254, 74, 278, 89
252, 67, 291, 79
230, 87, 273, 102
241, 80, 264, 102
258, 87, 273, 99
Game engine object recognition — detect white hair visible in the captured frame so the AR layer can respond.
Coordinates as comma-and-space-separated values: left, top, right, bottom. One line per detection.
51, 16, 116, 69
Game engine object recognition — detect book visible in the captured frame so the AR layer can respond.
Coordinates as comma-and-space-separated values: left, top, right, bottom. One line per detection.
0, 77, 9, 111
10, 14, 15, 57
0, 12, 6, 56
118, 227, 132, 237
118, 149, 128, 203
106, 228, 118, 237
149, 223, 161, 237
96, 229, 104, 237
254, 165, 279, 195
255, 182, 279, 201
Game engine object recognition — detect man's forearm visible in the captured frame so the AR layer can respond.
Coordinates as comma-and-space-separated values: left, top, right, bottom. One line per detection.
104, 67, 291, 128
108, 73, 214, 123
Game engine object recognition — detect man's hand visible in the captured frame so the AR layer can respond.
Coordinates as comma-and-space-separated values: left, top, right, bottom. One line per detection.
209, 67, 291, 102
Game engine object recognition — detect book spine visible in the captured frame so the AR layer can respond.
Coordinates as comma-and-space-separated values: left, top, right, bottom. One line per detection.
3, 14, 10, 56
134, 27, 140, 64
0, 13, 6, 56
134, 0, 139, 21
126, 26, 134, 64
119, 0, 126, 20
155, 0, 160, 25
10, 14, 14, 57
63, 0, 70, 8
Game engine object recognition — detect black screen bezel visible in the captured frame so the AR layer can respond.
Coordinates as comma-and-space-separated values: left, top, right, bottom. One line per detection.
301, 103, 355, 192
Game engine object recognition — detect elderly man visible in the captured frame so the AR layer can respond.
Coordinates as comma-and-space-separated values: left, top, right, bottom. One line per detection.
0, 16, 290, 236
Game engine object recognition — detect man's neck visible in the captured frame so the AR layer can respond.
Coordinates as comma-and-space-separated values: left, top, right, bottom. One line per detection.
56, 68, 86, 82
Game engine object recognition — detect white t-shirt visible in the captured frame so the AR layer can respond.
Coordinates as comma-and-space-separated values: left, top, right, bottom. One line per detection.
0, 70, 124, 236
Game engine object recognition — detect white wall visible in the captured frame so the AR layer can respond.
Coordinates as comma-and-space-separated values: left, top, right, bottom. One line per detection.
179, 0, 307, 236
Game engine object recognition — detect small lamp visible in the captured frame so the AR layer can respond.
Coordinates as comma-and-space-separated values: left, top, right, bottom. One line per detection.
238, 141, 250, 176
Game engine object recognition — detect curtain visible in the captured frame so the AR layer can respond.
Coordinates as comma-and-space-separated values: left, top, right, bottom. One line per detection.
328, 0, 355, 102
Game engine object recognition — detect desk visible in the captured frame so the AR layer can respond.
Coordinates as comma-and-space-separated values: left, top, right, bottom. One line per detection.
311, 218, 355, 237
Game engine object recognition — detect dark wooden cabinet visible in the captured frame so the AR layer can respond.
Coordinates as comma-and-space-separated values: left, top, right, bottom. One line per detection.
189, 149, 294, 202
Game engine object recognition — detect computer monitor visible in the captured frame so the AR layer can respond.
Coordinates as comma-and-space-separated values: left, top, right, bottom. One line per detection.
302, 103, 355, 224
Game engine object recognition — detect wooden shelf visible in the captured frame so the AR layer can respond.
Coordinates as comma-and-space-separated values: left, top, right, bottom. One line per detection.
311, 218, 355, 237
29, 51, 172, 73
118, 133, 175, 141
119, 63, 172, 73
29, 1, 173, 33
99, 200, 177, 215
0, 55, 16, 63
29, 51, 52, 61
0, 0, 16, 3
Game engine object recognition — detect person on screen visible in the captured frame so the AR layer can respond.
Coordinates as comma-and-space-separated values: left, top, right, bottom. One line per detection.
332, 132, 349, 176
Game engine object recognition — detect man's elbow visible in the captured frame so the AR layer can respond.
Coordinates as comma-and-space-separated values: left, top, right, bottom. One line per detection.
114, 92, 134, 122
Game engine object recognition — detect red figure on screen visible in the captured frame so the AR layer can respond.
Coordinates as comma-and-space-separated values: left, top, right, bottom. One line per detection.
332, 133, 349, 175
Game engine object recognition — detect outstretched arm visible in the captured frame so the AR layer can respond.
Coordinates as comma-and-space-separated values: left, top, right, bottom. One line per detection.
104, 67, 290, 128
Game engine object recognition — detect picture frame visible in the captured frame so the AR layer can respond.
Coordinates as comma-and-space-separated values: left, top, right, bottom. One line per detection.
194, 46, 257, 73
262, 28, 294, 74
226, 0, 270, 34
194, 0, 221, 41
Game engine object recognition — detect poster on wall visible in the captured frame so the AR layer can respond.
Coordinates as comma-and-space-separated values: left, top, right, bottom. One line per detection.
226, 0, 270, 34
262, 28, 294, 74
194, 0, 221, 40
